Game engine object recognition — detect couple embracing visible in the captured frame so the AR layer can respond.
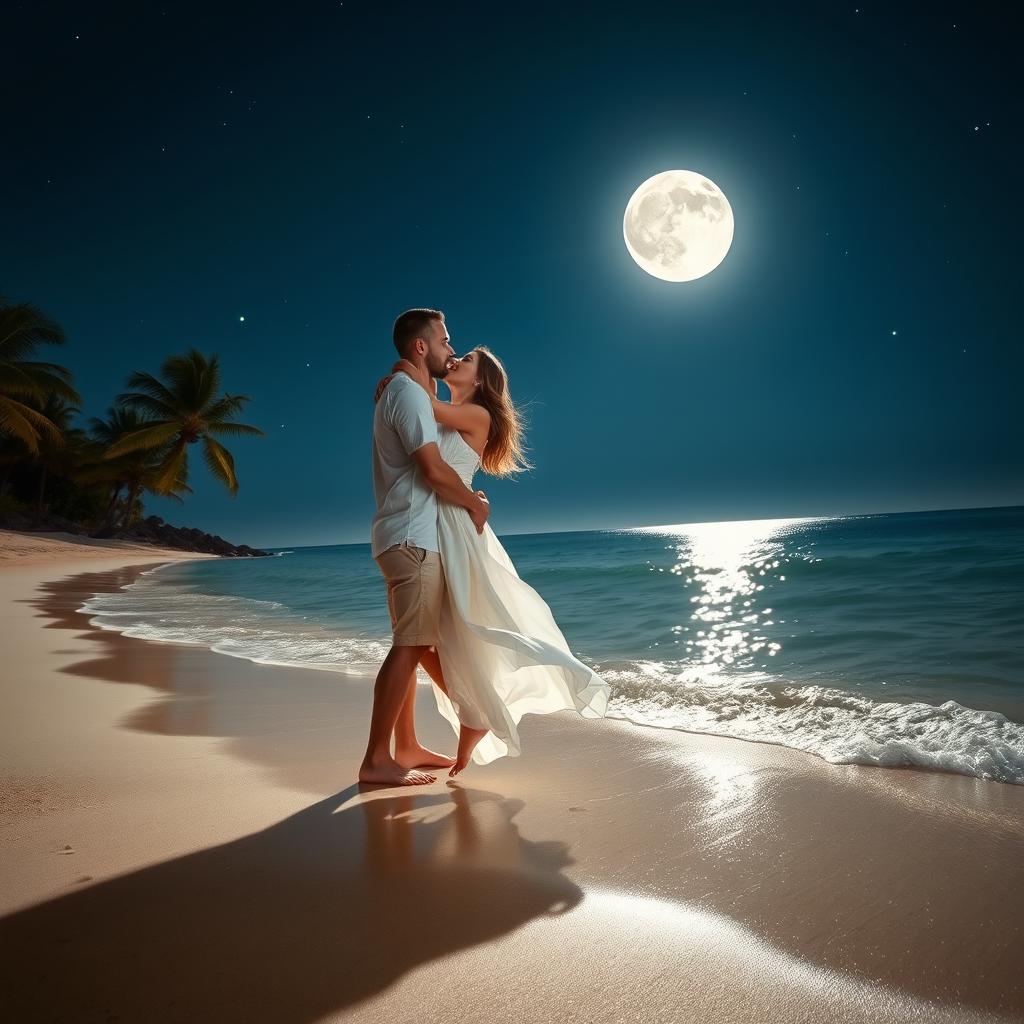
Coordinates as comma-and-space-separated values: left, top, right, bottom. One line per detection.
359, 308, 609, 787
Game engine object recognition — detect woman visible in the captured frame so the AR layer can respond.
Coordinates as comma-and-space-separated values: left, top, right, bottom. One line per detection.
380, 346, 609, 776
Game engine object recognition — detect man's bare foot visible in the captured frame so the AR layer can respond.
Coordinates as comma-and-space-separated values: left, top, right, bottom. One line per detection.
449, 724, 489, 777
394, 742, 457, 770
358, 756, 436, 787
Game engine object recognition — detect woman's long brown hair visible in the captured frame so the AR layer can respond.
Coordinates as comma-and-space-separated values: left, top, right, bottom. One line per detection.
469, 346, 531, 477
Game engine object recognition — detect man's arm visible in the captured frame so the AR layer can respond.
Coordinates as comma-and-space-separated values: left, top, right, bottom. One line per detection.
412, 443, 490, 534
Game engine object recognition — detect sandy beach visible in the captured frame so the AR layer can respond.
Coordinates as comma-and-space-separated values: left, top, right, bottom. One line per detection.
1, 531, 1023, 1023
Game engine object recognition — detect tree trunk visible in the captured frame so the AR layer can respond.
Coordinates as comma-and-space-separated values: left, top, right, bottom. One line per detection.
119, 482, 141, 529
98, 483, 123, 529
32, 465, 48, 526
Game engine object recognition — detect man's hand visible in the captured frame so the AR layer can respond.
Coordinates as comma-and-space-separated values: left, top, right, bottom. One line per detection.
373, 374, 394, 404
469, 490, 490, 534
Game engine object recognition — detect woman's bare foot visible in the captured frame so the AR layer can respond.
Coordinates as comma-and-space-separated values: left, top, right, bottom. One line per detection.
449, 724, 489, 777
358, 755, 436, 787
394, 742, 457, 770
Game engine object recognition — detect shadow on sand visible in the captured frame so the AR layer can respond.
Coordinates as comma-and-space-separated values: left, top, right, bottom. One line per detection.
2, 783, 581, 1021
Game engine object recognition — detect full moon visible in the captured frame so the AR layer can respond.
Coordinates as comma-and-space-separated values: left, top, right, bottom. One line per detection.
623, 169, 734, 282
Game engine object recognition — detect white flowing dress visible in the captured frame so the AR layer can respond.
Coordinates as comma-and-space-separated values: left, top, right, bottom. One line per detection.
431, 424, 610, 764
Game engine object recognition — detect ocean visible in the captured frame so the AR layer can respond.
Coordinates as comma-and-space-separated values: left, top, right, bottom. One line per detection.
80, 506, 1024, 784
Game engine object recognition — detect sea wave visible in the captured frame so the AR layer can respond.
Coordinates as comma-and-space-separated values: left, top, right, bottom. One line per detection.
80, 559, 1024, 786
79, 568, 390, 676
599, 660, 1024, 785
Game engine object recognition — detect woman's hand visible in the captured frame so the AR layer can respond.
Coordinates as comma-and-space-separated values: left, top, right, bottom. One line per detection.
374, 359, 421, 403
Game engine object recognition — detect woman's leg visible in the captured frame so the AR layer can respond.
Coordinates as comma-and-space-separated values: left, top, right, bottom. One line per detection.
417, 646, 450, 697
396, 646, 488, 777
422, 648, 489, 777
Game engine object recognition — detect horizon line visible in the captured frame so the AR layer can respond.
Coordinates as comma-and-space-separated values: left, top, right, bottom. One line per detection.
250, 500, 1023, 552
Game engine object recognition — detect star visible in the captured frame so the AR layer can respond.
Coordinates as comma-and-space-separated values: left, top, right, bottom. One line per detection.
891, 330, 897, 336
239, 316, 246, 322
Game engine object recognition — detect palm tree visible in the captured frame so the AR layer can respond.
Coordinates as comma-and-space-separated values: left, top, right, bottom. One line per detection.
104, 349, 263, 497
0, 298, 81, 458
81, 405, 193, 530
26, 395, 82, 524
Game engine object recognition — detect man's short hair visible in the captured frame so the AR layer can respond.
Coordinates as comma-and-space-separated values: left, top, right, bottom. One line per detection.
393, 308, 444, 358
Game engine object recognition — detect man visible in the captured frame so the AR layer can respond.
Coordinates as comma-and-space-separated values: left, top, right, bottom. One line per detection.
359, 308, 490, 786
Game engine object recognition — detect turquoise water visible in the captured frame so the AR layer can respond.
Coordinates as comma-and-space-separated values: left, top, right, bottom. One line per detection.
81, 506, 1024, 783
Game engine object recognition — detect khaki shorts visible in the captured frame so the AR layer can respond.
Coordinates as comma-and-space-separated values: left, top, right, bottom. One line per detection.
374, 543, 444, 647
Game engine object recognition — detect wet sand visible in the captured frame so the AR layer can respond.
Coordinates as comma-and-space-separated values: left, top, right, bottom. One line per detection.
1, 541, 1023, 1022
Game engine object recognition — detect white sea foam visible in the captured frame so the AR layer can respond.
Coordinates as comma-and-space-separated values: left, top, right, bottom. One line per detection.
80, 566, 1024, 786
79, 571, 389, 677
600, 660, 1024, 785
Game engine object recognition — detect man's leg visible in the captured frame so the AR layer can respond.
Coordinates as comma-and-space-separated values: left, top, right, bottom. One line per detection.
359, 643, 437, 786
361, 543, 446, 785
397, 646, 487, 779
393, 647, 456, 770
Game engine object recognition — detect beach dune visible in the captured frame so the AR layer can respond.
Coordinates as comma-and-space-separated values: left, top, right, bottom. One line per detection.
1, 531, 1022, 1023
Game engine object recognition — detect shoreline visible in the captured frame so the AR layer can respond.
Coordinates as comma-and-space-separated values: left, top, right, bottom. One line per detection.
2, 543, 1023, 1021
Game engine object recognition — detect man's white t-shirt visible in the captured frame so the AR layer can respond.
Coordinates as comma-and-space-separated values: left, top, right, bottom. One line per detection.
371, 373, 439, 557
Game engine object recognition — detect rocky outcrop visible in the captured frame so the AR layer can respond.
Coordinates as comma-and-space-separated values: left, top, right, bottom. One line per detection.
0, 508, 269, 557
92, 516, 271, 557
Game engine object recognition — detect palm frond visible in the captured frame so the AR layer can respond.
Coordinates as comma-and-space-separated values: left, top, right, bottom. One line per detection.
0, 395, 65, 453
149, 442, 189, 495
22, 370, 81, 404
205, 421, 264, 438
204, 393, 251, 422
0, 299, 67, 360
114, 392, 181, 420
0, 361, 45, 398
88, 405, 150, 445
18, 360, 75, 382
160, 350, 220, 410
103, 421, 182, 458
120, 371, 181, 412
201, 435, 238, 495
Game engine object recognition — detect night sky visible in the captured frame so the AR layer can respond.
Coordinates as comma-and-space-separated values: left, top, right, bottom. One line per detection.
3, 3, 1020, 548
